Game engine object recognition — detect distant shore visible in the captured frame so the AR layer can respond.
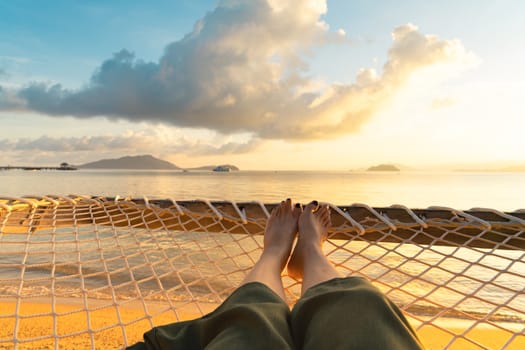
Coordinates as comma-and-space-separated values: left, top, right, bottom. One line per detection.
0, 166, 77, 171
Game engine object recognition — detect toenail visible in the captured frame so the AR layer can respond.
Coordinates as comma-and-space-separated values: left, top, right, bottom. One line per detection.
312, 200, 318, 206
295, 203, 301, 208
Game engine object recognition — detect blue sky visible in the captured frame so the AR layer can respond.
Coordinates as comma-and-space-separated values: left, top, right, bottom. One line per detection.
1, 0, 524, 169
0, 1, 214, 85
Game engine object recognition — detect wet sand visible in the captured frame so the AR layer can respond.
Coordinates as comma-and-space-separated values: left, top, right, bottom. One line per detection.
0, 299, 523, 349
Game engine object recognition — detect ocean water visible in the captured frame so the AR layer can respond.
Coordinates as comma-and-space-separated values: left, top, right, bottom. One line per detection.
1, 169, 524, 319
0, 169, 524, 211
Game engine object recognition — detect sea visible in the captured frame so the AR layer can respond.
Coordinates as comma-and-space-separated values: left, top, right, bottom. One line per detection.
0, 169, 524, 211
1, 169, 524, 320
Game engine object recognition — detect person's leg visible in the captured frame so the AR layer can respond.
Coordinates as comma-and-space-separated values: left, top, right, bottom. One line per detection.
128, 199, 300, 350
287, 201, 340, 295
242, 198, 301, 300
288, 201, 423, 350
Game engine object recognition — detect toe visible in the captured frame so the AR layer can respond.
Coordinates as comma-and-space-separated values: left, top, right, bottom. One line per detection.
317, 205, 328, 217
293, 203, 302, 218
284, 198, 292, 213
304, 200, 318, 213
274, 203, 282, 217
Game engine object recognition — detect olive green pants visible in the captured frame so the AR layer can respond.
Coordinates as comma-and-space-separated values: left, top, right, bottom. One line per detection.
128, 277, 423, 350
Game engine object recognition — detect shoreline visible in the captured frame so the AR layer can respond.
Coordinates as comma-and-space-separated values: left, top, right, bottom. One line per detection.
1, 298, 523, 349
0, 166, 77, 171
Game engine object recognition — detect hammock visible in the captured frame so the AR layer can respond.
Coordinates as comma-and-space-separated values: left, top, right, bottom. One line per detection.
0, 195, 524, 349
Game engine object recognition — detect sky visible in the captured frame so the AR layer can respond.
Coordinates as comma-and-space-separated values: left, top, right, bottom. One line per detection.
1, 0, 524, 170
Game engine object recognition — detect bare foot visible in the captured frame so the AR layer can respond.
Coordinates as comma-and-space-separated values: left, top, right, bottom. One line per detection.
263, 199, 302, 272
287, 201, 331, 280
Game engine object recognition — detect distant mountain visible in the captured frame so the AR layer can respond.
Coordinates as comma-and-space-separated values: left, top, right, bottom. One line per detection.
187, 164, 240, 171
79, 155, 180, 169
367, 164, 400, 172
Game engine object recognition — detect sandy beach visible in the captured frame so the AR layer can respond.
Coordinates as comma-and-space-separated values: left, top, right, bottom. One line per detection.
0, 298, 217, 349
409, 316, 525, 350
1, 299, 523, 349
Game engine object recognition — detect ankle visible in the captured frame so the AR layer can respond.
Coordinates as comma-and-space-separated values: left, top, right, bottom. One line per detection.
260, 249, 289, 268
297, 239, 324, 254
262, 246, 289, 259
300, 243, 331, 267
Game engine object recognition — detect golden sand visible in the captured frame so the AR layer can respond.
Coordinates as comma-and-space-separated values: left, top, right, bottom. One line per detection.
0, 300, 523, 349
409, 317, 525, 350
0, 299, 216, 349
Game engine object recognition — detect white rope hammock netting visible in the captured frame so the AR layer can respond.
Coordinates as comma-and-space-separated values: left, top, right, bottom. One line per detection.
0, 195, 524, 349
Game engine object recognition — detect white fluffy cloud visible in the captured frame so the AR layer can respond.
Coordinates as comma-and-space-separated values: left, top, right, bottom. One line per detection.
0, 0, 476, 140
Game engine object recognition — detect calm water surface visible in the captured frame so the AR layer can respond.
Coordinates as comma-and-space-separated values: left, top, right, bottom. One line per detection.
1, 169, 524, 318
0, 169, 523, 210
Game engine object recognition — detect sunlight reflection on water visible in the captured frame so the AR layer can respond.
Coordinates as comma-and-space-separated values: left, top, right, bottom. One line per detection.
1, 169, 524, 210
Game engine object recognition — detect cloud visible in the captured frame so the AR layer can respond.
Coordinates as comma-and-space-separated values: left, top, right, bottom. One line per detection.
170, 137, 262, 156
0, 132, 260, 156
0, 85, 26, 109
0, 1, 476, 140
5, 135, 145, 152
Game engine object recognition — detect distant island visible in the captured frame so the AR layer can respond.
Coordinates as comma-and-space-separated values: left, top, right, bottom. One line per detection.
78, 155, 239, 171
187, 164, 240, 171
79, 155, 180, 170
367, 164, 400, 172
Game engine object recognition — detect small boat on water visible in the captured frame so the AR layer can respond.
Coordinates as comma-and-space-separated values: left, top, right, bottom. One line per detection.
213, 165, 231, 172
